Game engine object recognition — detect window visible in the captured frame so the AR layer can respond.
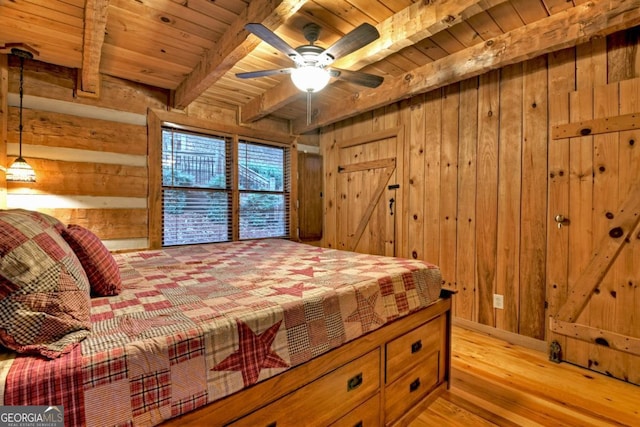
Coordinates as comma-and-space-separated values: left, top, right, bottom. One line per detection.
238, 141, 289, 240
161, 127, 290, 246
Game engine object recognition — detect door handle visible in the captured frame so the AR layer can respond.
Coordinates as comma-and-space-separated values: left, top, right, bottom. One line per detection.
389, 198, 395, 216
554, 214, 567, 229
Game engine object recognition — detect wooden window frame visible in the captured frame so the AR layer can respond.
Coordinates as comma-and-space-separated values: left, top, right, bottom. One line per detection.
147, 109, 298, 249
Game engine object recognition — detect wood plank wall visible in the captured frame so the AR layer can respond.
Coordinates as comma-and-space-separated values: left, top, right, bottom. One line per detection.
320, 27, 640, 341
0, 57, 292, 251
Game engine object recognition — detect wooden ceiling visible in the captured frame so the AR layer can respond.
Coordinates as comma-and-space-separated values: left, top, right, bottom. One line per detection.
1, 0, 640, 134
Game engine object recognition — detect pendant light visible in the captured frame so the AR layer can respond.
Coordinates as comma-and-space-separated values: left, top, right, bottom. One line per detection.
6, 48, 36, 183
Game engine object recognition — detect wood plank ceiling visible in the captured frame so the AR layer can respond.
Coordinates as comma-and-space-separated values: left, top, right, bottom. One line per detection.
1, 0, 640, 134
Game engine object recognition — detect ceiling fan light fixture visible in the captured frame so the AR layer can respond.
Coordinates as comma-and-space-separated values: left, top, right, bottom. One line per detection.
291, 66, 330, 93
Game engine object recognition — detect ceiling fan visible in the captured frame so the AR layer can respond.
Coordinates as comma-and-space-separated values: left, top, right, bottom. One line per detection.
236, 22, 384, 94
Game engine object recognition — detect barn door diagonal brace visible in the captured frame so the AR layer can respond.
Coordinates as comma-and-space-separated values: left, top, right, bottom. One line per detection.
338, 158, 396, 251
554, 180, 640, 324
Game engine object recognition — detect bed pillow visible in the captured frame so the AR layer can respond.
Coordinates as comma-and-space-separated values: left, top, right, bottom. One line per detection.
0, 209, 91, 358
8, 209, 66, 233
33, 210, 66, 233
62, 224, 122, 296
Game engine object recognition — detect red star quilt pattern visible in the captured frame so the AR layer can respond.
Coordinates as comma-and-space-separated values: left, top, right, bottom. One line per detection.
212, 319, 289, 386
272, 283, 314, 297
346, 289, 385, 332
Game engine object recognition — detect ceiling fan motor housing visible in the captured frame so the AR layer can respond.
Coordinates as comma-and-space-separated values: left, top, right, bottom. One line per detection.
302, 23, 321, 43
294, 44, 333, 67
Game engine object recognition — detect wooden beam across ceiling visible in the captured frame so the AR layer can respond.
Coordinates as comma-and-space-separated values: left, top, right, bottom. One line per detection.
241, 0, 509, 123
172, 0, 309, 110
333, 0, 510, 70
80, 0, 109, 96
293, 0, 640, 133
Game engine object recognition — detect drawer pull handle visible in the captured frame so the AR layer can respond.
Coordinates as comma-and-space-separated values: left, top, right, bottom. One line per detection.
354, 422, 363, 427
409, 378, 421, 392
411, 340, 423, 353
347, 373, 363, 391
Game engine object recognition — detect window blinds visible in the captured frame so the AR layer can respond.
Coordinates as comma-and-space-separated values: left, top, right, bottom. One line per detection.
161, 127, 289, 246
238, 140, 290, 240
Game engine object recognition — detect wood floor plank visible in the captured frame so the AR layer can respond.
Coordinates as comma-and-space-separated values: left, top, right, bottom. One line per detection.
452, 369, 612, 426
441, 392, 517, 426
411, 396, 497, 426
411, 326, 640, 426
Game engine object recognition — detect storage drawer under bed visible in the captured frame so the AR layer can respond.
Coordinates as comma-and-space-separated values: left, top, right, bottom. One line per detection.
385, 315, 443, 384
384, 351, 440, 423
228, 349, 380, 427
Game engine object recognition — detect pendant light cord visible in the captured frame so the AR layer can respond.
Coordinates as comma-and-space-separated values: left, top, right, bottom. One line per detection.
18, 56, 24, 158
306, 91, 311, 125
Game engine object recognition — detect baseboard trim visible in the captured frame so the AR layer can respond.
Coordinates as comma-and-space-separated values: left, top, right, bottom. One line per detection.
453, 317, 548, 354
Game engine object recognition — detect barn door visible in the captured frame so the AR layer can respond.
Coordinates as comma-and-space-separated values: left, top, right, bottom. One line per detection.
336, 132, 399, 257
547, 78, 640, 384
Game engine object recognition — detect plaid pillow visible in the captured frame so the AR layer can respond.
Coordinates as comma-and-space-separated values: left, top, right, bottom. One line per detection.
8, 209, 66, 233
0, 209, 91, 358
62, 224, 122, 296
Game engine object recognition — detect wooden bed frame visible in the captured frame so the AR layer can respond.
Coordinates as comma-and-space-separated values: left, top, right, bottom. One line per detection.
164, 291, 453, 426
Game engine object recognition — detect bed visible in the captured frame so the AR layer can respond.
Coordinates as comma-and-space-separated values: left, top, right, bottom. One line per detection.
0, 209, 452, 426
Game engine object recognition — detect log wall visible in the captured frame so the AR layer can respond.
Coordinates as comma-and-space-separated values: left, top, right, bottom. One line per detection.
320, 27, 640, 341
0, 58, 292, 251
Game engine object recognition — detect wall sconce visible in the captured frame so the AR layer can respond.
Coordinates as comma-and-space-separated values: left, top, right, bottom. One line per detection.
6, 48, 36, 183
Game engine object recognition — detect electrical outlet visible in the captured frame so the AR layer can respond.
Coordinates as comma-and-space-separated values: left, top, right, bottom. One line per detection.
493, 294, 504, 309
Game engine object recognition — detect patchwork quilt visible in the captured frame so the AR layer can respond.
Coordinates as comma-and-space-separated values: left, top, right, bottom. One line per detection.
0, 239, 442, 426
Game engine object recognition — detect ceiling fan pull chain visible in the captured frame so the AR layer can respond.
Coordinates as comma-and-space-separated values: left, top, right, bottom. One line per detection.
307, 91, 312, 125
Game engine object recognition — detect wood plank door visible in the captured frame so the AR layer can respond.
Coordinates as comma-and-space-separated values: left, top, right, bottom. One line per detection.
547, 78, 640, 385
336, 132, 400, 256
298, 152, 323, 242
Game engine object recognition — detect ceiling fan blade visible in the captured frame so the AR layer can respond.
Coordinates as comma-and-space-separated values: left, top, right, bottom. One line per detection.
245, 23, 302, 62
318, 23, 379, 64
329, 68, 384, 88
236, 68, 293, 79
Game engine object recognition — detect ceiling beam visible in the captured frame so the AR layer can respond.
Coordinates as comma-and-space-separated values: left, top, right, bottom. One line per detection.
80, 0, 109, 96
333, 0, 509, 70
241, 0, 508, 123
293, 0, 640, 133
172, 0, 308, 110
240, 79, 302, 124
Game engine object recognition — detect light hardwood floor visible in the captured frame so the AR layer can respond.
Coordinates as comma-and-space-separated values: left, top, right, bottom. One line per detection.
411, 326, 640, 426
